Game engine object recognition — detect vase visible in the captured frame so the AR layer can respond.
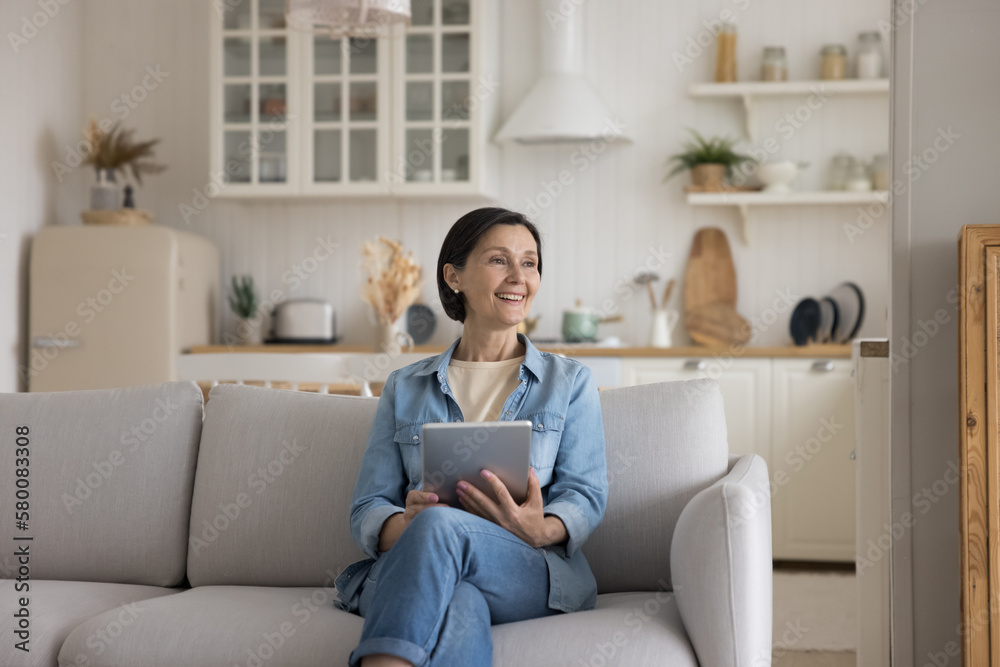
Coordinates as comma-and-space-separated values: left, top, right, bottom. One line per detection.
690, 164, 726, 189
236, 316, 264, 345
374, 317, 415, 354
649, 308, 680, 348
90, 168, 121, 211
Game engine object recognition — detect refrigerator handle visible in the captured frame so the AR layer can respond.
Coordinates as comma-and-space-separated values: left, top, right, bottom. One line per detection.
32, 336, 81, 349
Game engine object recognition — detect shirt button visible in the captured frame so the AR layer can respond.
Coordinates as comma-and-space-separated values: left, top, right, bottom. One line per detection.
537, 423, 543, 428
506, 411, 511, 415
412, 435, 418, 441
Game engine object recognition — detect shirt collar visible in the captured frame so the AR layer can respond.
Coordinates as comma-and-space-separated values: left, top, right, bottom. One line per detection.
414, 332, 545, 383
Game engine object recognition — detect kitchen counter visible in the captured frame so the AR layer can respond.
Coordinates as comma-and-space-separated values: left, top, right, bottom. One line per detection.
188, 343, 852, 358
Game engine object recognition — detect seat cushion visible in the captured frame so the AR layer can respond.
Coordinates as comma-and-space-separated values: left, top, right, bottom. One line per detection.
58, 588, 695, 667
0, 579, 182, 667
58, 585, 364, 667
493, 591, 698, 666
0, 382, 204, 586
587, 378, 730, 593
187, 384, 379, 587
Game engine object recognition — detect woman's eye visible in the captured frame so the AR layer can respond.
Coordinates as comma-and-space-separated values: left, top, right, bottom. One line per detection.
492, 257, 505, 264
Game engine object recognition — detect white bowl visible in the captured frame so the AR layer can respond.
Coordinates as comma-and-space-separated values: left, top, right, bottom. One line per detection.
757, 160, 802, 193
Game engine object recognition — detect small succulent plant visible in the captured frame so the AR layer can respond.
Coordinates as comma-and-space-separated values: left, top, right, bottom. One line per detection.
227, 275, 259, 319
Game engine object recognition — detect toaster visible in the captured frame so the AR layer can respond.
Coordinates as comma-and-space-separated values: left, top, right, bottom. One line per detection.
269, 298, 337, 343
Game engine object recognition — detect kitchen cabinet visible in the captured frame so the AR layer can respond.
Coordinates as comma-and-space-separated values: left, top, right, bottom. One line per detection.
770, 358, 855, 561
615, 355, 855, 562
619, 358, 772, 461
209, 0, 500, 198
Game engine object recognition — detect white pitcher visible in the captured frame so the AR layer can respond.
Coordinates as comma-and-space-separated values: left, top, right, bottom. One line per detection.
649, 308, 680, 347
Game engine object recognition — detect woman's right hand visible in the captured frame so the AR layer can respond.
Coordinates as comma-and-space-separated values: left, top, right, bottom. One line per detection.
378, 490, 449, 553
402, 490, 450, 525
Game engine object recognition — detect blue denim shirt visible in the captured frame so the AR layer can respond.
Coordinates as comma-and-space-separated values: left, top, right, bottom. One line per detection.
334, 332, 609, 615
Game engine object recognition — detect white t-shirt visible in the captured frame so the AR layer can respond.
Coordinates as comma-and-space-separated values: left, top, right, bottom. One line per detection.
446, 354, 525, 422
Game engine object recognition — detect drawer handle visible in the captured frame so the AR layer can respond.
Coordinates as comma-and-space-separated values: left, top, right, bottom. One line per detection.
683, 359, 707, 371
32, 336, 80, 349
811, 360, 835, 372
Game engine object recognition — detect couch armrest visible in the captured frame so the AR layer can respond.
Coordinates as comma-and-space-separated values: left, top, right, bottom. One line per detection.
670, 453, 773, 666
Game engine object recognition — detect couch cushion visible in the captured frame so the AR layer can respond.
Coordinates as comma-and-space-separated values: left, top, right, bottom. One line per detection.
58, 585, 364, 667
57, 587, 694, 667
0, 579, 182, 667
187, 383, 378, 587
493, 591, 697, 666
0, 381, 204, 586
586, 378, 729, 593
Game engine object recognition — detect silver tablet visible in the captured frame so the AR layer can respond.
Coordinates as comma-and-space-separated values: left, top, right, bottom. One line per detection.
421, 420, 533, 508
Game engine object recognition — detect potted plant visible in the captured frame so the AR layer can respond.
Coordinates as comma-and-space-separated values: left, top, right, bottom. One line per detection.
228, 275, 263, 345
82, 118, 166, 211
664, 128, 755, 190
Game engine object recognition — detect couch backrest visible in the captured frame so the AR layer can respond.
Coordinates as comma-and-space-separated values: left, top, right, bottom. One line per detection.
0, 381, 204, 587
585, 378, 729, 593
186, 383, 376, 587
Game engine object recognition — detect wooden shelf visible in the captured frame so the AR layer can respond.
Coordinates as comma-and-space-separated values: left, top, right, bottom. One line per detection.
688, 78, 889, 141
687, 190, 890, 243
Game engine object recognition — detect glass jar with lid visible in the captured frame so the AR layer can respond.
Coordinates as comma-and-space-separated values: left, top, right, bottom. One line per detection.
856, 31, 883, 79
714, 22, 738, 82
820, 44, 847, 80
828, 153, 855, 190
761, 46, 787, 81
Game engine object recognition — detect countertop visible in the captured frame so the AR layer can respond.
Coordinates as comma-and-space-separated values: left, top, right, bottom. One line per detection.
188, 343, 853, 359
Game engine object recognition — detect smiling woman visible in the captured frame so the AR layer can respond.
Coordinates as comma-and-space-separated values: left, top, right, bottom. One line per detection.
333, 207, 609, 667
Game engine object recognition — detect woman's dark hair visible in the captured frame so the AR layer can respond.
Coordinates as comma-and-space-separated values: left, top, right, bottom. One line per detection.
437, 207, 542, 323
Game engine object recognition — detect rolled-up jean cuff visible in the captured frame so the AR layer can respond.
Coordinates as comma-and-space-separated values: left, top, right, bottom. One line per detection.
349, 637, 430, 667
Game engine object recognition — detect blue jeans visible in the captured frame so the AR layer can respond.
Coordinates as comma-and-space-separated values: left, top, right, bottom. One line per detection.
349, 506, 563, 667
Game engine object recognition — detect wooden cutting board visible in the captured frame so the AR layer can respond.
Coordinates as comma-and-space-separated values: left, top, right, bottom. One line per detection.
685, 302, 752, 347
683, 227, 737, 314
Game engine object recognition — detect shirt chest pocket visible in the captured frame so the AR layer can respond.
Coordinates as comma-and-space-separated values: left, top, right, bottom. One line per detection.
524, 410, 565, 487
393, 421, 440, 488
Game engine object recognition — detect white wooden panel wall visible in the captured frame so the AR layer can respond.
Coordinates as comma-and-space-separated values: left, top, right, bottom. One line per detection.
1, 0, 84, 392
77, 0, 890, 348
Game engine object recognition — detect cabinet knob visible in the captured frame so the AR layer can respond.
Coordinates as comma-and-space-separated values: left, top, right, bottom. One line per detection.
811, 360, 835, 372
683, 359, 707, 371
32, 336, 80, 349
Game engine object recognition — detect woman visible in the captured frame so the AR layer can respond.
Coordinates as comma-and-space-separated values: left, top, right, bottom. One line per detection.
333, 207, 609, 667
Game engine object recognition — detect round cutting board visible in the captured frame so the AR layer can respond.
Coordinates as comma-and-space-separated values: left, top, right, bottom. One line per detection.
683, 227, 737, 314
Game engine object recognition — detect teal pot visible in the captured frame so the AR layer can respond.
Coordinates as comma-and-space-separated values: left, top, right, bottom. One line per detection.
561, 301, 624, 343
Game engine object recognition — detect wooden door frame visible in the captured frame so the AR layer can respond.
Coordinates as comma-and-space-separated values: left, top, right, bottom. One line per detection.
958, 226, 1000, 666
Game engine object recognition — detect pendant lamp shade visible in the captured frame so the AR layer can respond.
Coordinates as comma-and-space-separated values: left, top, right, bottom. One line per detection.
285, 0, 411, 37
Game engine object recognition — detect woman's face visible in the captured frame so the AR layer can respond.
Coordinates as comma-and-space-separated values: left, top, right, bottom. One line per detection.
449, 225, 540, 328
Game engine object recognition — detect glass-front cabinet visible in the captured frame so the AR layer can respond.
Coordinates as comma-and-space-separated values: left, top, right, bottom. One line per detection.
210, 0, 499, 198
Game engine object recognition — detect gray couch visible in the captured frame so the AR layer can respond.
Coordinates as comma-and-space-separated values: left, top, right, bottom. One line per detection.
0, 377, 772, 666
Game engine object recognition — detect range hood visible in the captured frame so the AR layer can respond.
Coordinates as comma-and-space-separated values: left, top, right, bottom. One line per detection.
494, 0, 628, 145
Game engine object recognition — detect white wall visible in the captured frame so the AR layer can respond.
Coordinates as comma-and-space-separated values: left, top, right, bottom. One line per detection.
890, 0, 1000, 663
75, 0, 890, 348
0, 0, 84, 392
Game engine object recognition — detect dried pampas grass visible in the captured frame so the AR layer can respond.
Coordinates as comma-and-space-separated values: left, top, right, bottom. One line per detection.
361, 236, 423, 325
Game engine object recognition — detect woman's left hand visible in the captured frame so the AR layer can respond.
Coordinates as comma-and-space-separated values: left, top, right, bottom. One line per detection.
456, 467, 549, 548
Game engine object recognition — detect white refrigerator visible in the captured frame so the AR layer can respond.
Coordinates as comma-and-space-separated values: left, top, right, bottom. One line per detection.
28, 225, 219, 392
